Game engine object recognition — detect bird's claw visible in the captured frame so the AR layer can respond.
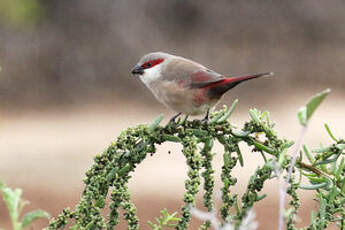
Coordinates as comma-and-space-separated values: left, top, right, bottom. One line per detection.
201, 117, 209, 125
169, 112, 182, 126
201, 109, 210, 125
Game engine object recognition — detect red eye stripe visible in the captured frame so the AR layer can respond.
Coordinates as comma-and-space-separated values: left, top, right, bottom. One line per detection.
141, 58, 164, 69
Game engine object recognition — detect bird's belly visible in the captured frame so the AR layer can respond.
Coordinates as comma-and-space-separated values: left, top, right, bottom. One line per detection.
150, 82, 218, 115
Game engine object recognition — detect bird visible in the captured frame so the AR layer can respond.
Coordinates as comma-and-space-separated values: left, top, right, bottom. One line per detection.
131, 52, 273, 122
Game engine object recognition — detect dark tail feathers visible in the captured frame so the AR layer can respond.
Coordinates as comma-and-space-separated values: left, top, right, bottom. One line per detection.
206, 72, 273, 99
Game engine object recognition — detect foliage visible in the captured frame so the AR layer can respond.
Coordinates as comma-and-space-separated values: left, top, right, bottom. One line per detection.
20, 88, 343, 229
0, 181, 50, 230
0, 0, 43, 27
297, 88, 331, 126
147, 209, 180, 230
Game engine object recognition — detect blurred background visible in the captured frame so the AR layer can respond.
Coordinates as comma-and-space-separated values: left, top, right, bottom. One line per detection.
1, 0, 345, 229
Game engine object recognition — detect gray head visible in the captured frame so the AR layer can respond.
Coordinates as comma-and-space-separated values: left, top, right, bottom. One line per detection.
131, 52, 174, 76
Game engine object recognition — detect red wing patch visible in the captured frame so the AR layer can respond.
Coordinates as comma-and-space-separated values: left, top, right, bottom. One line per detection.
190, 70, 224, 88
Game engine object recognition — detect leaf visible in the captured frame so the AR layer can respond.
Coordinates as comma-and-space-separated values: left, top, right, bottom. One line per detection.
303, 145, 314, 164
253, 141, 275, 155
311, 211, 317, 227
324, 123, 338, 142
106, 167, 118, 182
315, 154, 340, 166
298, 182, 328, 190
217, 99, 238, 123
21, 210, 50, 228
149, 114, 164, 131
335, 158, 345, 179
249, 109, 261, 124
232, 130, 250, 137
297, 89, 331, 126
186, 129, 208, 137
320, 196, 326, 226
282, 141, 294, 150
306, 89, 330, 121
209, 107, 226, 124
256, 194, 267, 201
278, 148, 288, 165
0, 182, 22, 224
313, 146, 331, 153
162, 134, 181, 143
236, 147, 244, 167
202, 138, 214, 153
297, 107, 307, 126
118, 164, 132, 176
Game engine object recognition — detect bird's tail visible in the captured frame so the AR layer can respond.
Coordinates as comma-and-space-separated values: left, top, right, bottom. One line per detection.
206, 72, 274, 99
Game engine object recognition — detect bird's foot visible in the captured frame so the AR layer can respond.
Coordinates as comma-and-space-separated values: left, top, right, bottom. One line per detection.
169, 112, 182, 126
182, 115, 189, 126
201, 109, 210, 125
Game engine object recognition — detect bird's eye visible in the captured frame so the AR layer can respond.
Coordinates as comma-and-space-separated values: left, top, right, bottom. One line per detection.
141, 58, 164, 69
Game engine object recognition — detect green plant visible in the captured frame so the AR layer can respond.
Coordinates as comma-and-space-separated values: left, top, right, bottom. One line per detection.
147, 209, 180, 230
0, 181, 50, 230
40, 88, 344, 229
0, 0, 43, 26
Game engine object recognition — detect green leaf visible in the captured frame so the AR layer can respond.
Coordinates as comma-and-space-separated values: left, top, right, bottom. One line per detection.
297, 107, 307, 126
324, 123, 338, 142
306, 89, 330, 121
118, 164, 132, 176
209, 108, 226, 124
315, 154, 340, 166
223, 153, 231, 166
303, 145, 314, 164
298, 89, 331, 126
202, 138, 214, 153
311, 211, 317, 227
320, 196, 326, 226
236, 147, 244, 167
253, 141, 275, 155
149, 114, 164, 131
278, 148, 288, 165
218, 99, 238, 123
186, 129, 208, 137
335, 158, 345, 179
0, 182, 22, 225
21, 210, 50, 228
106, 167, 118, 182
232, 130, 250, 137
162, 134, 181, 143
299, 182, 328, 190
282, 141, 294, 150
256, 193, 267, 201
313, 146, 331, 153
249, 109, 261, 124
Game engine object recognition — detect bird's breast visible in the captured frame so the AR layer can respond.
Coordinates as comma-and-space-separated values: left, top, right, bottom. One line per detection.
150, 81, 214, 115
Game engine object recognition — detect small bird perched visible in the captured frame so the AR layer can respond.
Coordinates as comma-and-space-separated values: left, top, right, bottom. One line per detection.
131, 52, 273, 121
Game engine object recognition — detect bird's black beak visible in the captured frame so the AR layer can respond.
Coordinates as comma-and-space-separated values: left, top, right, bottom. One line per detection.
131, 65, 144, 75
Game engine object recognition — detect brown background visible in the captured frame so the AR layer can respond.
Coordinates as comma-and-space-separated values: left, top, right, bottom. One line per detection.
1, 1, 345, 229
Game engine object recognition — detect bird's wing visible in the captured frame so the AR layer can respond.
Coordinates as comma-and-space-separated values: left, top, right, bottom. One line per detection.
189, 69, 225, 88
163, 57, 225, 88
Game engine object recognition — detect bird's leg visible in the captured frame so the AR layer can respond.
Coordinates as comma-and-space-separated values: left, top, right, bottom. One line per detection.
169, 112, 182, 124
182, 115, 189, 125
202, 109, 210, 124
